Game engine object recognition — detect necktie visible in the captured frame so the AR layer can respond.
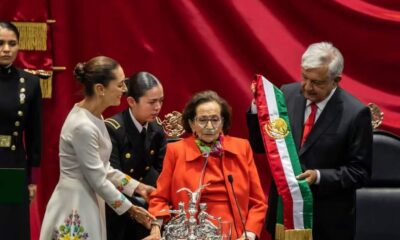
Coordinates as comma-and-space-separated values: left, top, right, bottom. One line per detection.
301, 102, 317, 146
140, 127, 147, 141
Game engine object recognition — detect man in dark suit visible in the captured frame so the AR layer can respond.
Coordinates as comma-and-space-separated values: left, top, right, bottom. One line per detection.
247, 42, 372, 240
105, 72, 167, 240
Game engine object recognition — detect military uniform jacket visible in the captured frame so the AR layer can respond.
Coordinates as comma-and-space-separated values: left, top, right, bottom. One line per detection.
0, 66, 42, 171
0, 65, 42, 240
105, 109, 167, 187
105, 109, 167, 240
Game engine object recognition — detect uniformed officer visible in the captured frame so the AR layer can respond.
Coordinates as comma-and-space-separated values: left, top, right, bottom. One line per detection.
0, 22, 42, 240
105, 71, 166, 240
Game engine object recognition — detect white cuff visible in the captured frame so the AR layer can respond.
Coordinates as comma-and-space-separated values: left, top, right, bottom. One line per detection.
151, 218, 163, 228
113, 195, 133, 216
315, 169, 321, 184
125, 177, 140, 197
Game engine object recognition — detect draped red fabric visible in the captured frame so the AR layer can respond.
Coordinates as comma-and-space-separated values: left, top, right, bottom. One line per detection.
2, 1, 400, 240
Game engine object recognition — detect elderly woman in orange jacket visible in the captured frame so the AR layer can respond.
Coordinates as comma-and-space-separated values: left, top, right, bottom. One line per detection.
146, 90, 267, 240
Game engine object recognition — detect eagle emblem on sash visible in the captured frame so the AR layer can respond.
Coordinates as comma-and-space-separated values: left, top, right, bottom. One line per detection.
264, 117, 289, 139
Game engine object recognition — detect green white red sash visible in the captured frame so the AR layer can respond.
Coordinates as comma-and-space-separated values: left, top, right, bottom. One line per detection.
253, 74, 312, 239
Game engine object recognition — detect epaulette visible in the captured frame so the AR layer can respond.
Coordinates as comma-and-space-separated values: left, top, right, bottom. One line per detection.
104, 118, 121, 130
155, 117, 163, 126
23, 68, 52, 79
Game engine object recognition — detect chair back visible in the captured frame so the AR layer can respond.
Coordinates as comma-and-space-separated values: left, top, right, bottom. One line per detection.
355, 130, 400, 240
369, 130, 400, 186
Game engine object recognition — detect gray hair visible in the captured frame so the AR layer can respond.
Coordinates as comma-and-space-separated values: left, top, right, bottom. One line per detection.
301, 42, 344, 80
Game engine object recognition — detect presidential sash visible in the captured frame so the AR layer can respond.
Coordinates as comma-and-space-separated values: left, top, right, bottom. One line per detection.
253, 74, 312, 240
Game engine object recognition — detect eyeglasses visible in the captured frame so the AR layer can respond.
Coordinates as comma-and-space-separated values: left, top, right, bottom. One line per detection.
194, 116, 223, 128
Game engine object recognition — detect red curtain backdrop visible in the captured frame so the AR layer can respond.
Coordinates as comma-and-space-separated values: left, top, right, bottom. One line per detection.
2, 1, 400, 239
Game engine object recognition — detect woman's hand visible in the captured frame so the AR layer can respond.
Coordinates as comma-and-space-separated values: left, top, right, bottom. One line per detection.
134, 183, 156, 202
143, 225, 161, 240
128, 205, 156, 229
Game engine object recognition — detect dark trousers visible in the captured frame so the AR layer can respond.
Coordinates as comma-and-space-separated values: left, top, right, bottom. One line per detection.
0, 201, 30, 239
106, 197, 150, 240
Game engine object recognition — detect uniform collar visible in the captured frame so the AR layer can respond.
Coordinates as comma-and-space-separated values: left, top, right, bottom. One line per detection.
129, 108, 148, 132
0, 64, 15, 75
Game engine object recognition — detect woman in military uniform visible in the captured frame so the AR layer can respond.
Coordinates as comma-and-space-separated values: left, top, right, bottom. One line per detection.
105, 71, 167, 240
0, 22, 42, 239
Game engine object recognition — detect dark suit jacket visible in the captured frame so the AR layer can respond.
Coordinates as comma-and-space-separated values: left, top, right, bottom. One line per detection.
105, 109, 167, 240
247, 82, 372, 240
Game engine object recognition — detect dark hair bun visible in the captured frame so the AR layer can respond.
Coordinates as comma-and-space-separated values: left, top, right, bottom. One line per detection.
73, 62, 86, 83
73, 56, 119, 96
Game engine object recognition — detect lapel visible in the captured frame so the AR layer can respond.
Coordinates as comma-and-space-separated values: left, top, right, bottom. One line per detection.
299, 88, 343, 156
290, 92, 307, 151
184, 136, 206, 162
221, 136, 240, 157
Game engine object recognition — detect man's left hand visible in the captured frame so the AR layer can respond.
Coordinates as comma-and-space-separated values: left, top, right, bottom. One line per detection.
296, 170, 317, 185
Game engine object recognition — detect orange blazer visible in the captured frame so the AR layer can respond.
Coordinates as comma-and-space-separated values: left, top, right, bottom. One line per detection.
149, 135, 267, 237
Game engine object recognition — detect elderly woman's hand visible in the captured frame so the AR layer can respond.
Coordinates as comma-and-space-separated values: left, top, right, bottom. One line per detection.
128, 205, 156, 229
143, 225, 161, 240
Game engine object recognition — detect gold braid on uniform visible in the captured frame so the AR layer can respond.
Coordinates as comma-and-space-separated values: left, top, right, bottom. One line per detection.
104, 118, 121, 130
